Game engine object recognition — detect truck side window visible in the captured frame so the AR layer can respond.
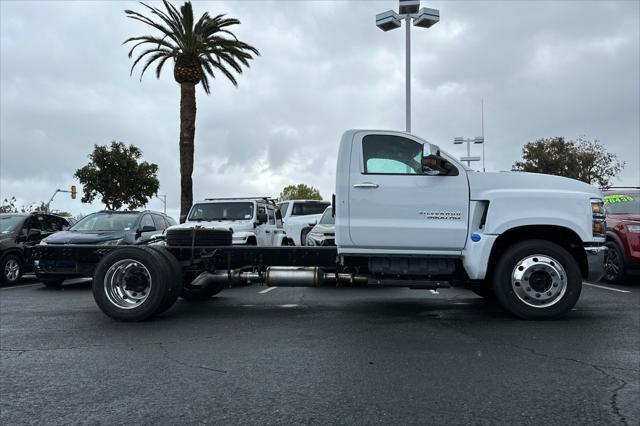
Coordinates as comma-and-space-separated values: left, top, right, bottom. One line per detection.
362, 135, 422, 175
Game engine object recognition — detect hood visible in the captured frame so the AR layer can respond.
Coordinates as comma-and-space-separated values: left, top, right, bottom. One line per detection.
468, 172, 602, 200
43, 230, 127, 244
608, 213, 640, 223
168, 220, 252, 233
310, 223, 335, 235
286, 213, 324, 225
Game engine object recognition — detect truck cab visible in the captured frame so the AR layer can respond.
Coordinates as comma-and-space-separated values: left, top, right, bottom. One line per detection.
170, 197, 288, 246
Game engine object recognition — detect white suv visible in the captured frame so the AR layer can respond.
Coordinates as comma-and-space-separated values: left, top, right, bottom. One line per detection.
170, 198, 289, 246
277, 200, 331, 246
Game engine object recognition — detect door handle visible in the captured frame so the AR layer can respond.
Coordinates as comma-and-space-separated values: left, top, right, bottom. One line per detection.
353, 182, 379, 189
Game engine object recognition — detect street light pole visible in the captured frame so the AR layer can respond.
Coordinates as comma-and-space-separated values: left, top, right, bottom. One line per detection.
376, 1, 439, 134
405, 17, 411, 132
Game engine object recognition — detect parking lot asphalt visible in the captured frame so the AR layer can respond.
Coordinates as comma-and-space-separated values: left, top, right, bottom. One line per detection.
1, 277, 638, 425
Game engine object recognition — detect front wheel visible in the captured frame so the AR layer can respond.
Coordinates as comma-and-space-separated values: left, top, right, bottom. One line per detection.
1, 254, 23, 286
603, 242, 625, 283
492, 240, 582, 320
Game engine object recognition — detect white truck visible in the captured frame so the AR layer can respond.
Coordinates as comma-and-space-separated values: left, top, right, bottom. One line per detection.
277, 200, 331, 245
35, 129, 607, 321
170, 197, 289, 246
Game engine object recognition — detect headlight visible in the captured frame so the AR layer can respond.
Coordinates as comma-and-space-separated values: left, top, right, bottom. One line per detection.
591, 199, 606, 237
39, 241, 48, 245
99, 239, 123, 245
627, 224, 640, 233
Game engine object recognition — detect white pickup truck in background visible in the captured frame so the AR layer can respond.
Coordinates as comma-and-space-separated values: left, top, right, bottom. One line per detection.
171, 197, 288, 246
277, 200, 330, 245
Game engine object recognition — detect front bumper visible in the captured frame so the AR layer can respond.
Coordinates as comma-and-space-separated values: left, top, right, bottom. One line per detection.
585, 245, 608, 282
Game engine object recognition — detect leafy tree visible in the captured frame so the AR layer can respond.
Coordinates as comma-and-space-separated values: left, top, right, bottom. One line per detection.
74, 142, 159, 210
0, 197, 35, 213
512, 136, 624, 188
124, 1, 259, 218
279, 184, 323, 201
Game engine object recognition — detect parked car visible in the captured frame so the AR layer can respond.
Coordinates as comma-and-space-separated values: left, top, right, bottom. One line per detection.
603, 188, 640, 283
0, 212, 70, 285
305, 207, 335, 246
171, 197, 289, 246
35, 210, 175, 286
277, 200, 331, 245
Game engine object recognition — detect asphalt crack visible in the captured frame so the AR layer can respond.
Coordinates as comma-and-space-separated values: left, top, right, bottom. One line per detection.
436, 319, 636, 425
158, 343, 227, 374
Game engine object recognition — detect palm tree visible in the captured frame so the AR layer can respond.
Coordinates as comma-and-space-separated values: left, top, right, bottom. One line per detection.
124, 1, 259, 218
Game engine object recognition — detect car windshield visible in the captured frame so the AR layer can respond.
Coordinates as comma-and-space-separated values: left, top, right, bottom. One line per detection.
0, 215, 25, 233
319, 208, 334, 225
188, 202, 254, 221
604, 193, 640, 215
70, 212, 139, 231
291, 202, 330, 216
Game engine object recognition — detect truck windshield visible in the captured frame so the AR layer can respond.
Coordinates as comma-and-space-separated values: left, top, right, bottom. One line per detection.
0, 215, 25, 233
319, 208, 334, 225
71, 212, 139, 231
604, 194, 640, 215
188, 202, 254, 221
291, 202, 330, 216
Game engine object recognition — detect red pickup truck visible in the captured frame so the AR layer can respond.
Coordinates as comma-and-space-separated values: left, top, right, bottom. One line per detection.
603, 188, 640, 283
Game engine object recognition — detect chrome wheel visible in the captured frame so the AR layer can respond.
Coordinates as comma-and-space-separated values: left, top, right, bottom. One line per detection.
103, 259, 152, 309
511, 255, 567, 308
4, 258, 20, 282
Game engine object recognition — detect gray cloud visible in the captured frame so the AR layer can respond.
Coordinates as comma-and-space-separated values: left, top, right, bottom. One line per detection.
1, 0, 638, 219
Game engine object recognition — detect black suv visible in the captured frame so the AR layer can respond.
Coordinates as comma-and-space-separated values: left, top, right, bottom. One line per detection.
0, 212, 70, 285
35, 210, 176, 286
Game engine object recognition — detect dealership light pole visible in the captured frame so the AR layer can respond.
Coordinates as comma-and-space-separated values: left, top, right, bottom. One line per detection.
454, 136, 484, 168
376, 0, 439, 133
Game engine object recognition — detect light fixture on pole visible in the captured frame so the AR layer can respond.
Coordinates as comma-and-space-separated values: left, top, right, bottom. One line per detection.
376, 0, 440, 133
453, 136, 484, 168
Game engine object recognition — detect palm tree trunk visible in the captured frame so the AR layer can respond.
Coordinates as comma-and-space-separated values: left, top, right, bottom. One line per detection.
179, 83, 196, 218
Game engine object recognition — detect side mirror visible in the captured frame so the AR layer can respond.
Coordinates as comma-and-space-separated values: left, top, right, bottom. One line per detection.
421, 144, 457, 176
141, 225, 156, 233
179, 215, 187, 224
256, 212, 268, 224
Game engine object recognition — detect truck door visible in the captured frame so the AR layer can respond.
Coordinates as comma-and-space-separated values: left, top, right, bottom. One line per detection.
347, 131, 469, 252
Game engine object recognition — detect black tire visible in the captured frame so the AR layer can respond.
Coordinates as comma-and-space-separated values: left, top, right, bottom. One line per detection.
39, 277, 65, 288
492, 240, 582, 320
142, 247, 182, 315
471, 283, 495, 299
1, 253, 23, 286
166, 228, 232, 247
603, 241, 625, 284
180, 271, 226, 301
92, 247, 170, 321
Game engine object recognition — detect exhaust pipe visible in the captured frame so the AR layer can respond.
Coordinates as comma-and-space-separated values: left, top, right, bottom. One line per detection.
190, 267, 368, 288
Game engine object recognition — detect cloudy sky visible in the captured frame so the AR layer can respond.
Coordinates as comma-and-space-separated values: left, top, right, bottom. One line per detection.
1, 0, 638, 220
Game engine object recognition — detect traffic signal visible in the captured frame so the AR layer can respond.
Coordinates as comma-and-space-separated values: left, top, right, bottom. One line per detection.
71, 185, 77, 200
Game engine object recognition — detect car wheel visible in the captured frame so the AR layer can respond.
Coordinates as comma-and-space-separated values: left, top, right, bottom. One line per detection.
492, 240, 581, 320
1, 254, 23, 286
143, 247, 182, 315
603, 242, 625, 284
40, 277, 65, 288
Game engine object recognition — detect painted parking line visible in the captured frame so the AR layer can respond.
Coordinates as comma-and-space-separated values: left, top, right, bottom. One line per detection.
259, 286, 278, 294
583, 282, 631, 294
